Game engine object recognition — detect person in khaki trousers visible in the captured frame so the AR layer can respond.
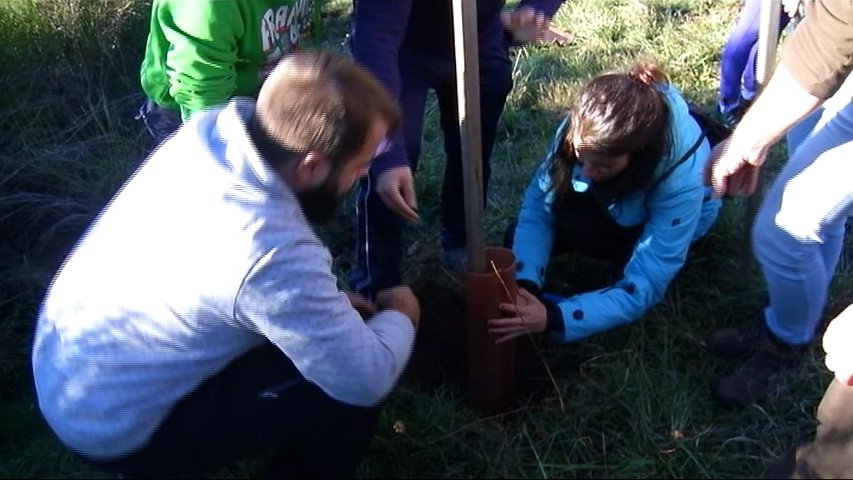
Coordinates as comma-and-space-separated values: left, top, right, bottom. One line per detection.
704, 0, 853, 475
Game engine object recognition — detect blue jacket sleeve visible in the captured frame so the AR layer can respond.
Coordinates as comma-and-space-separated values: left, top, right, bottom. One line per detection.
512, 118, 569, 287
552, 142, 710, 343
513, 163, 557, 287
350, 0, 413, 174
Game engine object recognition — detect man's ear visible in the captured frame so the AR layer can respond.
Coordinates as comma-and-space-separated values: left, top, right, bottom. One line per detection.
293, 151, 332, 188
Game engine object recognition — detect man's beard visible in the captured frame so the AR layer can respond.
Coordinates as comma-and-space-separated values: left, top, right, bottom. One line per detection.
295, 177, 344, 225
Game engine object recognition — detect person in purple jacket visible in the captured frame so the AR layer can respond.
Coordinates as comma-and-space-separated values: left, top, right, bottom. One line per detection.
348, 0, 567, 299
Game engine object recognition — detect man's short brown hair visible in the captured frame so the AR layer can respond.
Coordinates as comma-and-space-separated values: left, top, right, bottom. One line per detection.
249, 50, 400, 169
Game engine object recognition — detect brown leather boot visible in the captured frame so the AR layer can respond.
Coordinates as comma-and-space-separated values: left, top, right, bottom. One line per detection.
711, 327, 806, 407
703, 322, 766, 359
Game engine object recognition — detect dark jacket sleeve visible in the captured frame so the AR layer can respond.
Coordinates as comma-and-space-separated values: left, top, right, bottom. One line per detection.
781, 0, 853, 99
350, 0, 414, 173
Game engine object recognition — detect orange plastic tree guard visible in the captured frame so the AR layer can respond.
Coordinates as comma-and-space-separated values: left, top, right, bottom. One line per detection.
462, 247, 518, 414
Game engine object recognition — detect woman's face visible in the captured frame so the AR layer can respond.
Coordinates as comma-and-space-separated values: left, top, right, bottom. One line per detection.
572, 136, 631, 183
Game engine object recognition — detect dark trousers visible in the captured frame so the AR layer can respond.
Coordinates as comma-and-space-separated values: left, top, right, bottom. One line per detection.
136, 99, 182, 155
350, 46, 512, 297
718, 0, 791, 110
87, 344, 381, 479
765, 379, 853, 479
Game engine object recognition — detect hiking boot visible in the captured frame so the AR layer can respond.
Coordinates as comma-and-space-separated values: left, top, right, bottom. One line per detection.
721, 110, 741, 129
711, 330, 805, 407
717, 96, 753, 129
703, 322, 765, 359
717, 98, 740, 128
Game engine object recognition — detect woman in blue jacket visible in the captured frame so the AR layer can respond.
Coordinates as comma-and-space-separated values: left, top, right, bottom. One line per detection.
489, 64, 721, 344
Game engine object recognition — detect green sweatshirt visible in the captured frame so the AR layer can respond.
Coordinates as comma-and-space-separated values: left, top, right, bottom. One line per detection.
140, 0, 318, 121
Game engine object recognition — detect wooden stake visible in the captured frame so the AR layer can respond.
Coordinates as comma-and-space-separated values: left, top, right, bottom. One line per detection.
451, 0, 486, 273
742, 0, 782, 270
756, 0, 781, 86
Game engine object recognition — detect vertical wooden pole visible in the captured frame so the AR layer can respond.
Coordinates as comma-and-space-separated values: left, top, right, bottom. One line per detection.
452, 0, 518, 414
756, 0, 781, 86
742, 0, 782, 269
451, 0, 486, 274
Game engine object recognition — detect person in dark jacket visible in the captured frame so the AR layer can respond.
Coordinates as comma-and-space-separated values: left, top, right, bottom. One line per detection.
347, 0, 567, 299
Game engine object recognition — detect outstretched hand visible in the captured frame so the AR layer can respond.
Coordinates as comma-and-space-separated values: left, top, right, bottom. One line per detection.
703, 136, 766, 197
487, 288, 547, 344
501, 7, 550, 44
376, 166, 419, 222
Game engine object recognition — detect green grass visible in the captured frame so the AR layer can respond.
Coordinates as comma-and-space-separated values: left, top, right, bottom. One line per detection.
2, 0, 851, 478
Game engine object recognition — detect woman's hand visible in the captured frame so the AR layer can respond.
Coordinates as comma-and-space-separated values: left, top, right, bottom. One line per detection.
375, 166, 419, 221
704, 136, 766, 197
488, 288, 548, 344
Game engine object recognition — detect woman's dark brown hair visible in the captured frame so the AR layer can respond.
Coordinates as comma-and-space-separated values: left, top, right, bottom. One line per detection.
549, 63, 672, 204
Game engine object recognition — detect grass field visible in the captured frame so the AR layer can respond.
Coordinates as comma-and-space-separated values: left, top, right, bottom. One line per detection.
1, 0, 851, 478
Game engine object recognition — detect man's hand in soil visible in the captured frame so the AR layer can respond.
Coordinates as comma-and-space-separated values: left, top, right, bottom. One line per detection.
346, 292, 377, 320
376, 286, 421, 330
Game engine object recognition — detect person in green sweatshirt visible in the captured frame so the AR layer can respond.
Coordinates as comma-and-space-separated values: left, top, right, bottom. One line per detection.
136, 0, 318, 148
